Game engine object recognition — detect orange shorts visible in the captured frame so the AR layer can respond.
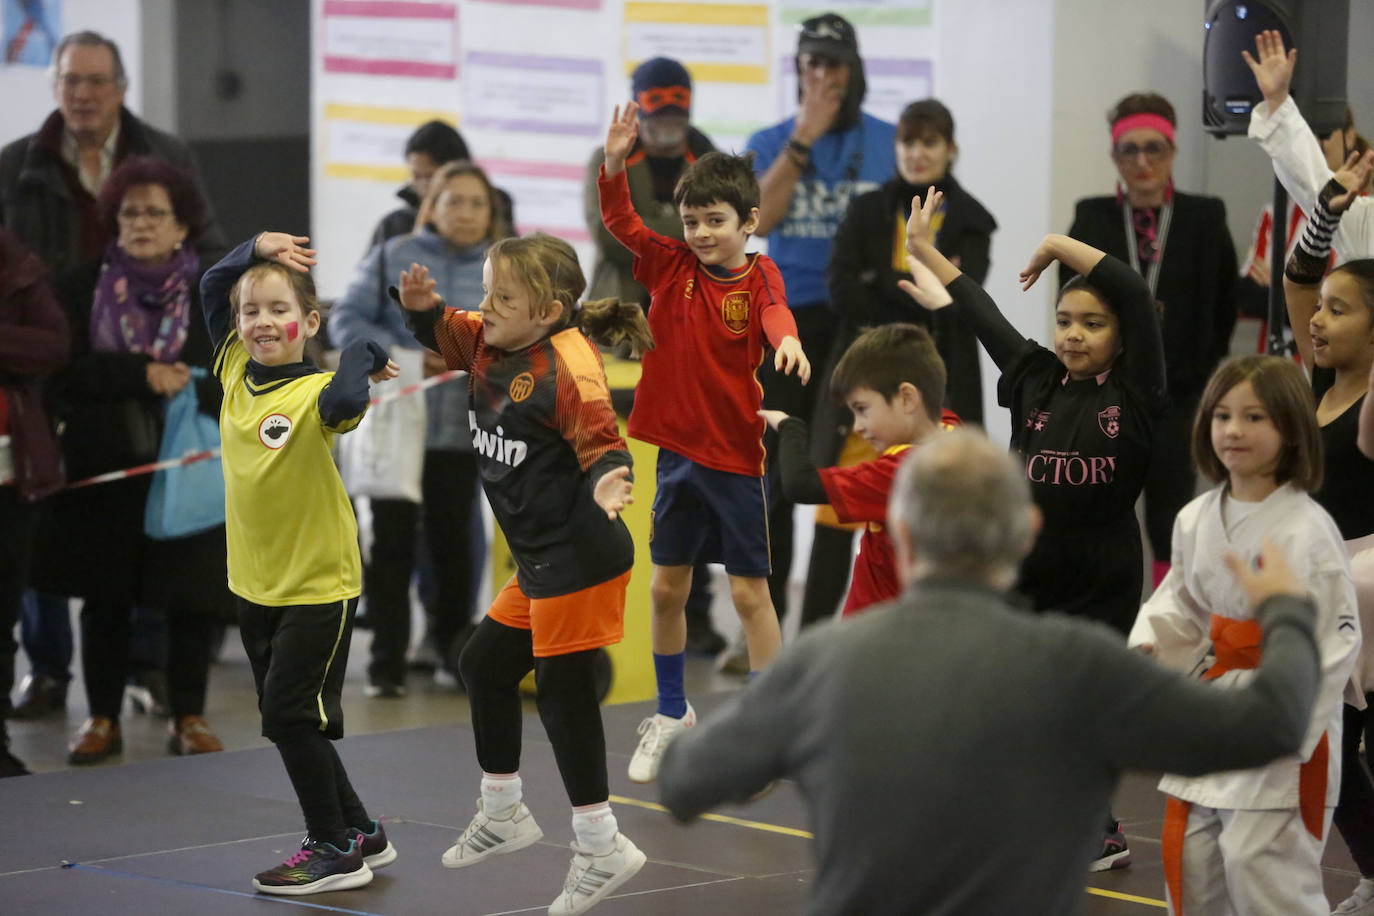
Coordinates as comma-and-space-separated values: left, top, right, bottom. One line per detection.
486, 570, 631, 657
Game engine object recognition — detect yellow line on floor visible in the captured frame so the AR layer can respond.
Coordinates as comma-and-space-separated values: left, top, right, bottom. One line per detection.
609, 794, 815, 839
1083, 887, 1168, 908
612, 795, 1171, 908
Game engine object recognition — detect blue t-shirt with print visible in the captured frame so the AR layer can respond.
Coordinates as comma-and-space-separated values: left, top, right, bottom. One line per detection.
746, 111, 896, 308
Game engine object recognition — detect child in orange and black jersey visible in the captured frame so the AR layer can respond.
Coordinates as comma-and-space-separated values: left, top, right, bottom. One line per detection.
596, 103, 811, 786
394, 232, 652, 916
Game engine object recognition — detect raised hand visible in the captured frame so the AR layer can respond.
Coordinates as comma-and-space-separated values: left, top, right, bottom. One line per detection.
897, 255, 954, 311
254, 232, 316, 273
370, 359, 401, 383
603, 103, 640, 174
1330, 150, 1374, 213
1241, 29, 1295, 110
905, 188, 944, 257
397, 263, 440, 312
794, 67, 844, 145
774, 335, 812, 384
1018, 236, 1062, 291
757, 408, 790, 431
593, 464, 635, 520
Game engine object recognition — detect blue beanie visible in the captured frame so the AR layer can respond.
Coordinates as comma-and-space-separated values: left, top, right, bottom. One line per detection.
631, 57, 692, 117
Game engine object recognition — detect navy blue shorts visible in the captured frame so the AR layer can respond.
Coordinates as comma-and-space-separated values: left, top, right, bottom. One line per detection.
650, 449, 770, 577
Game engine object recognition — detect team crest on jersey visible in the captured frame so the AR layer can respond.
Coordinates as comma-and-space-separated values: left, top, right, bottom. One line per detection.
509, 371, 535, 403
721, 292, 749, 334
1098, 405, 1121, 439
258, 413, 293, 449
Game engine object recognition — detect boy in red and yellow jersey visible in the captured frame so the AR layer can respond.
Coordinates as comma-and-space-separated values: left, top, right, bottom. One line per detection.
761, 323, 956, 616
597, 103, 809, 783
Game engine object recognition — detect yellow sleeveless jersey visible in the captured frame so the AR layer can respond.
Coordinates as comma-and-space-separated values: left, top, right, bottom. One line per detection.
214, 337, 364, 606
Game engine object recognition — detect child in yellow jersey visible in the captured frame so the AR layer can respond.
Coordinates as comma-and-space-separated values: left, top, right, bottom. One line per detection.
200, 232, 400, 896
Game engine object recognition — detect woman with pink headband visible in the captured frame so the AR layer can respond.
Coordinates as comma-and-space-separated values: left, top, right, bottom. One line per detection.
1063, 92, 1239, 591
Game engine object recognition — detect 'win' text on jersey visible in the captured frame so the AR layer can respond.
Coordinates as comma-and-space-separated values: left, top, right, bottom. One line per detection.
599, 166, 797, 477
422, 309, 634, 598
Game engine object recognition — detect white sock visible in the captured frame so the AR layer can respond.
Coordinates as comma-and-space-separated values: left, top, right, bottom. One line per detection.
481, 772, 522, 818
571, 802, 618, 855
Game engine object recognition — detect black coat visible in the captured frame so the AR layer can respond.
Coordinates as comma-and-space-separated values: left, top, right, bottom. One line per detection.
29, 257, 229, 616
0, 107, 227, 278
1061, 191, 1238, 404
826, 173, 996, 432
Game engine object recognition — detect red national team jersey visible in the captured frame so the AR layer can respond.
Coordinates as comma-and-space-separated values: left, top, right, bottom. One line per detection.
599, 166, 796, 477
820, 410, 962, 616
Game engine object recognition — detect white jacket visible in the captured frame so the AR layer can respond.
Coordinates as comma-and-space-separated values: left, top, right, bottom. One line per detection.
1129, 483, 1359, 809
1248, 96, 1374, 265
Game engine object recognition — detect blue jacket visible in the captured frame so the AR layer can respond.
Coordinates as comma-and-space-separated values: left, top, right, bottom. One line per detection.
330, 227, 488, 451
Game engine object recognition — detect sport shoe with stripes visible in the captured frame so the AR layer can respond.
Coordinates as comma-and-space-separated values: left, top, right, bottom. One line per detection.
347, 818, 397, 869
548, 832, 646, 915
441, 800, 543, 868
627, 704, 696, 783
252, 836, 373, 895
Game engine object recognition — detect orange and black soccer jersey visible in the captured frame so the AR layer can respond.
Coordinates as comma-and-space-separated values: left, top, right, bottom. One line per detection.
598, 165, 798, 477
412, 307, 634, 598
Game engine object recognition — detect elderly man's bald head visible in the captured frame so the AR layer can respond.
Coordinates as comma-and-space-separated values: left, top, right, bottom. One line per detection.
888, 429, 1039, 587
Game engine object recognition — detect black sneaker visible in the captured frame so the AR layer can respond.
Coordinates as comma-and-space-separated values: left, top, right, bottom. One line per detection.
0, 746, 31, 778
253, 837, 373, 895
1089, 821, 1132, 872
347, 819, 397, 869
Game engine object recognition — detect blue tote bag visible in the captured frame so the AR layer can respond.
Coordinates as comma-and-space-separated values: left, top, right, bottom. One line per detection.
144, 367, 226, 540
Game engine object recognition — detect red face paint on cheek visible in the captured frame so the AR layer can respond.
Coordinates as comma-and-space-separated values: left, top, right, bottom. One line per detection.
285, 321, 299, 342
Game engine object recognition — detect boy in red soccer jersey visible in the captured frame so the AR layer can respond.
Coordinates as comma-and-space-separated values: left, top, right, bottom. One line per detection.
597, 103, 809, 783
761, 323, 956, 617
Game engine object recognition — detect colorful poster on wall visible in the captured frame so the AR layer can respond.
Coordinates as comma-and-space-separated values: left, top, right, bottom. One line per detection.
471, 0, 600, 9
481, 159, 590, 242
622, 2, 770, 83
463, 52, 603, 137
777, 0, 931, 27
323, 103, 457, 182
322, 0, 459, 79
3, 0, 60, 66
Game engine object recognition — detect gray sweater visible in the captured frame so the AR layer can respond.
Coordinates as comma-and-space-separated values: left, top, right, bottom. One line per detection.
658, 576, 1320, 916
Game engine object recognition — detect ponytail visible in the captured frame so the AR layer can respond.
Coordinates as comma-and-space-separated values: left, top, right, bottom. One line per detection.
573, 297, 654, 357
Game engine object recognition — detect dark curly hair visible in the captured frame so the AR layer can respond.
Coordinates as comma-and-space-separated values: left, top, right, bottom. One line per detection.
97, 156, 207, 242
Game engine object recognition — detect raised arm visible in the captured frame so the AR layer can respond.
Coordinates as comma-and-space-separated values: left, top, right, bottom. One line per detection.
754, 70, 843, 237
200, 232, 316, 347
1283, 155, 1374, 370
1244, 30, 1336, 218
392, 263, 480, 370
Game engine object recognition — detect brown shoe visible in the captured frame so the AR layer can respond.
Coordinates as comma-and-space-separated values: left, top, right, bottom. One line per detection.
168, 715, 223, 755
68, 717, 122, 765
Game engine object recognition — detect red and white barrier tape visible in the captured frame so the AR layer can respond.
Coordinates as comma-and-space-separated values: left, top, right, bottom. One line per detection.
1, 369, 465, 491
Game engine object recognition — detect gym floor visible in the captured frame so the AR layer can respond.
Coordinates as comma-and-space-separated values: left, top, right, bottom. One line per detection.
3, 561, 1365, 914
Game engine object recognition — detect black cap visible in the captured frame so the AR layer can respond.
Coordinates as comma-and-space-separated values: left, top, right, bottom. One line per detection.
797, 13, 859, 63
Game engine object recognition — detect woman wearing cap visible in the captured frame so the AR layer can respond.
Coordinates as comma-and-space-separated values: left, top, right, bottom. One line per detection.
1062, 92, 1238, 591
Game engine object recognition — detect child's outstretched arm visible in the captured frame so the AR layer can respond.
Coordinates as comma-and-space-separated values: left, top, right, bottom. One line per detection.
901, 189, 1025, 372
318, 339, 397, 430
1283, 153, 1374, 370
601, 102, 639, 178
596, 104, 676, 265
758, 410, 828, 504
391, 263, 480, 371
200, 232, 315, 346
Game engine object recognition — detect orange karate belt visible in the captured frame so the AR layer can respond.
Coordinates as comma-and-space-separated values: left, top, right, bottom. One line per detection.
1160, 614, 1329, 915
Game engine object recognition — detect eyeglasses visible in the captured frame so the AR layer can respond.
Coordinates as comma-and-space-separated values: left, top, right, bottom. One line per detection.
1113, 140, 1172, 162
57, 73, 117, 91
117, 207, 173, 224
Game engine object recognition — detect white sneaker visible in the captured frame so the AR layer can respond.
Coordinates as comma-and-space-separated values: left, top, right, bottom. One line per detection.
1334, 878, 1374, 916
441, 800, 543, 868
547, 833, 647, 916
627, 704, 696, 783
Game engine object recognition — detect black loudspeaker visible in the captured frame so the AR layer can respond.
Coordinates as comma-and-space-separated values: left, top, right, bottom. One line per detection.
1202, 0, 1349, 136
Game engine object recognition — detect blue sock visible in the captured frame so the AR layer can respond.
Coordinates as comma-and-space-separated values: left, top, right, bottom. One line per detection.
654, 652, 687, 718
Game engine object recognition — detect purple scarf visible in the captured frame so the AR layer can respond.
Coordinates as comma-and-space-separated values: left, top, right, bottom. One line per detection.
89, 242, 199, 360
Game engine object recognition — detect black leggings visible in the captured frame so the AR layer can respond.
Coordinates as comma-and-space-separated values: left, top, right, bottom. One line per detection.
1334, 700, 1374, 876
459, 617, 608, 807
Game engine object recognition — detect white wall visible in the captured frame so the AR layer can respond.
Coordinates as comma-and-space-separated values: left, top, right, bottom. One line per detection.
0, 0, 143, 147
